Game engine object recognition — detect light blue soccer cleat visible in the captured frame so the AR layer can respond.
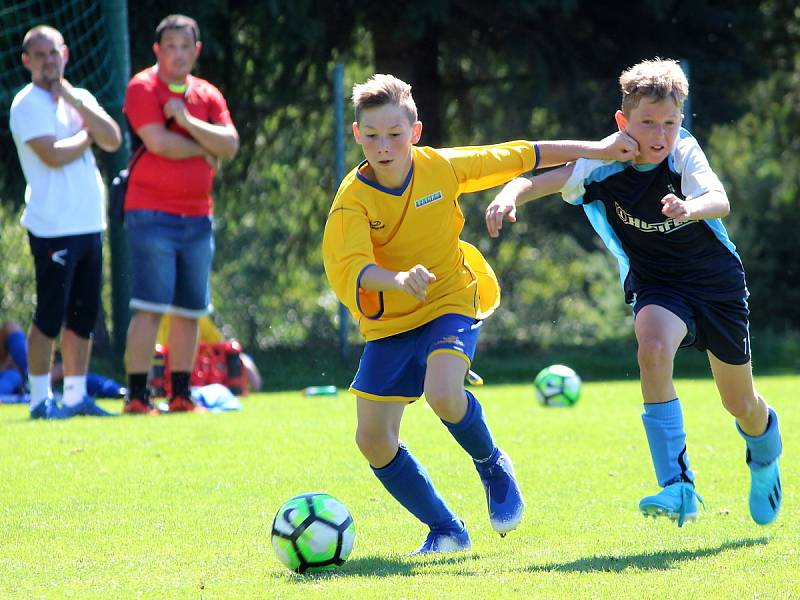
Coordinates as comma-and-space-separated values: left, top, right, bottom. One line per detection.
748, 460, 782, 525
60, 396, 118, 418
30, 397, 66, 420
411, 520, 471, 556
475, 448, 525, 535
639, 482, 704, 527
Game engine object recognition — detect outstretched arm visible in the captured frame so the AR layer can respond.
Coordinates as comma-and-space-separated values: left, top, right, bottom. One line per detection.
536, 132, 639, 167
485, 164, 575, 238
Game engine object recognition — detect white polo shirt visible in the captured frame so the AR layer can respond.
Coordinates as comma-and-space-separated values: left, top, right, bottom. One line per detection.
9, 83, 106, 237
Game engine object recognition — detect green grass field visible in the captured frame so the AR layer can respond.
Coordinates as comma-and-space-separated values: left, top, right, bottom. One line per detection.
1, 375, 796, 599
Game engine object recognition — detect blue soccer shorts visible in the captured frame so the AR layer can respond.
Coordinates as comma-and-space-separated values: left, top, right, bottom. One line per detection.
28, 231, 102, 339
633, 287, 751, 365
350, 313, 482, 403
126, 209, 214, 317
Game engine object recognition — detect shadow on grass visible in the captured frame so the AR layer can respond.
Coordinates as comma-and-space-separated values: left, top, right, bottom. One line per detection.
526, 537, 770, 573
272, 552, 482, 582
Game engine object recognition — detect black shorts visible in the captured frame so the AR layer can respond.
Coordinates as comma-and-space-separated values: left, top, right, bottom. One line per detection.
28, 231, 102, 339
632, 287, 751, 365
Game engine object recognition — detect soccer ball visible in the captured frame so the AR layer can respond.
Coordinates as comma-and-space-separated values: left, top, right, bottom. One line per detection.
271, 492, 355, 574
534, 364, 581, 407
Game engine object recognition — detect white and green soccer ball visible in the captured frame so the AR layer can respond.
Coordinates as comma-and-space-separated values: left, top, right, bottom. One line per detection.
271, 492, 355, 574
534, 364, 581, 407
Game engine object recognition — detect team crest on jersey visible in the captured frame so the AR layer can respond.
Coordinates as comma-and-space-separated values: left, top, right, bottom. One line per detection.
615, 202, 694, 234
414, 191, 443, 208
369, 220, 385, 230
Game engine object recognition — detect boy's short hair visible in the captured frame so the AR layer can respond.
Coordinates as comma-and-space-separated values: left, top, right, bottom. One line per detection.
155, 14, 200, 44
22, 25, 64, 53
619, 58, 688, 114
352, 74, 418, 124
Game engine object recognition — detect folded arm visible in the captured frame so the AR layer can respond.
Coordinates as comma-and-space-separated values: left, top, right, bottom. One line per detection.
359, 264, 436, 302
662, 189, 729, 222
26, 131, 93, 168
58, 80, 121, 152
163, 98, 239, 161
135, 122, 209, 160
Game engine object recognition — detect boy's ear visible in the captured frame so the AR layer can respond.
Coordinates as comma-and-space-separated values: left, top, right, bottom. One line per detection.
411, 121, 422, 144
614, 110, 627, 132
352, 122, 361, 143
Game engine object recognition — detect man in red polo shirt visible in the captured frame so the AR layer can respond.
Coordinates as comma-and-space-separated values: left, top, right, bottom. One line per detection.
122, 14, 239, 414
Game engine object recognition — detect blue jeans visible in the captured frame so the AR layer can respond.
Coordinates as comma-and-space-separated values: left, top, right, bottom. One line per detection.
126, 210, 214, 317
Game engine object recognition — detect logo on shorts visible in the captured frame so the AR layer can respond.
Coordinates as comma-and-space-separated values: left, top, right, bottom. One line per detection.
369, 220, 385, 230
437, 335, 464, 348
415, 191, 443, 209
50, 248, 68, 266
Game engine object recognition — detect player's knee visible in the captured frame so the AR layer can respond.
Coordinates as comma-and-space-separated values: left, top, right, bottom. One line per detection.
637, 337, 674, 372
354, 427, 397, 464
424, 380, 463, 417
721, 389, 761, 420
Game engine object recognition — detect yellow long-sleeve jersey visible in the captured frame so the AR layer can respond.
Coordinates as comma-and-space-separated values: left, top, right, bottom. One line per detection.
323, 141, 538, 341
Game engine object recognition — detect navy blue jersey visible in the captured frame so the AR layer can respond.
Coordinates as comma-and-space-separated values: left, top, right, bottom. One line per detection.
561, 129, 746, 302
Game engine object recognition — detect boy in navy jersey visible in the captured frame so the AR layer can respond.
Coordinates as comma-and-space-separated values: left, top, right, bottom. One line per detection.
485, 59, 782, 527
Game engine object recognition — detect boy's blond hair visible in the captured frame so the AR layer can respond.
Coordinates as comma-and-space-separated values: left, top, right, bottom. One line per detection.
352, 74, 418, 124
619, 59, 688, 115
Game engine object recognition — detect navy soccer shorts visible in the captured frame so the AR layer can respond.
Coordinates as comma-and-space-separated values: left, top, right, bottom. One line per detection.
633, 287, 751, 365
28, 231, 102, 339
350, 313, 482, 402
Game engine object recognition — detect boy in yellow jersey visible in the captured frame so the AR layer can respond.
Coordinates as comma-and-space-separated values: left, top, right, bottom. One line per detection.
322, 74, 637, 554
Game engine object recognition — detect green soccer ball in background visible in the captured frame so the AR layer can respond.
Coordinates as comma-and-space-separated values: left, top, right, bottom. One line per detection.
534, 364, 582, 407
271, 492, 355, 574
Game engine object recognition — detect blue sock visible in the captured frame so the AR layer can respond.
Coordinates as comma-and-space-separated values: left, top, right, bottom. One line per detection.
642, 399, 694, 487
86, 373, 125, 398
6, 331, 28, 380
442, 390, 496, 462
0, 369, 23, 395
371, 444, 460, 531
737, 407, 782, 466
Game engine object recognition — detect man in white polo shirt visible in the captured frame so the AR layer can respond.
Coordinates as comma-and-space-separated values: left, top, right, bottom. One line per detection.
9, 24, 122, 419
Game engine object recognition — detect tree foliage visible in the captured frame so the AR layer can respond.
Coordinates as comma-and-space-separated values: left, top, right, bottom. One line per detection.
1, 1, 798, 353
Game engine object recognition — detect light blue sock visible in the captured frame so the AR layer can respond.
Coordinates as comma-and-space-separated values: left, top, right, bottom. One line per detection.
6, 330, 28, 380
442, 390, 496, 462
737, 407, 782, 466
371, 444, 460, 531
642, 399, 694, 487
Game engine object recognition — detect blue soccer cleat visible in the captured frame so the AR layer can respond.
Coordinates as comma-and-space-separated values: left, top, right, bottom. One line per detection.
30, 397, 66, 420
748, 460, 782, 525
411, 520, 471, 556
60, 396, 118, 418
639, 482, 704, 527
475, 448, 525, 535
